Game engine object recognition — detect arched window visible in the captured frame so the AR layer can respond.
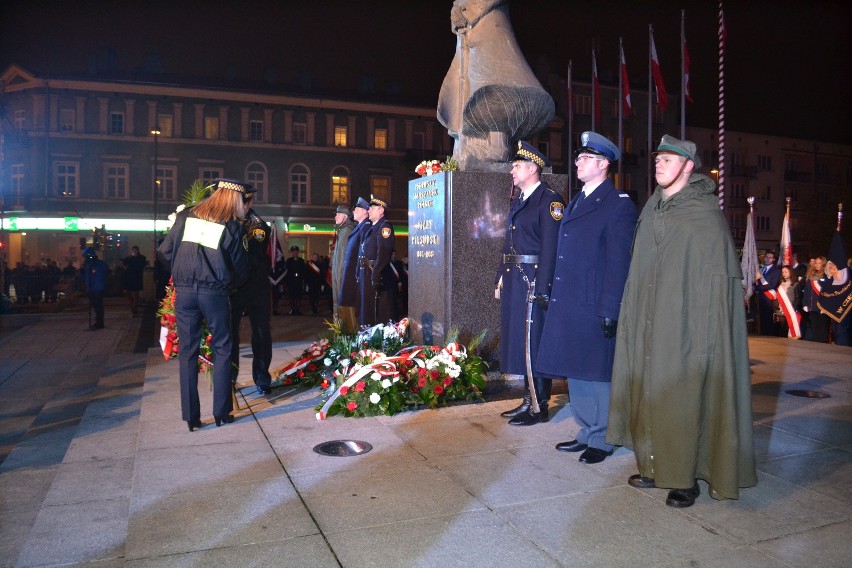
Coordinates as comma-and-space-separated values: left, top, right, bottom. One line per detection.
289, 164, 310, 204
331, 166, 350, 205
245, 162, 267, 202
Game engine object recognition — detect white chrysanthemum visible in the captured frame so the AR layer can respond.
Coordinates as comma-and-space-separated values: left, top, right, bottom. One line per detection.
371, 372, 381, 381
381, 378, 392, 389
340, 358, 350, 368
369, 393, 381, 404
323, 358, 332, 366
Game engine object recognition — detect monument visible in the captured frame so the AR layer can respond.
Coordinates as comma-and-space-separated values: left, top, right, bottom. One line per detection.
407, 0, 566, 367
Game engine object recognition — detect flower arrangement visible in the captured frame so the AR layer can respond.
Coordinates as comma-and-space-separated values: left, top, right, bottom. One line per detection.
414, 156, 458, 177
272, 318, 488, 419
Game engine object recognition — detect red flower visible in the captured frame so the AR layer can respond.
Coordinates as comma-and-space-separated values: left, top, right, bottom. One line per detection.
320, 379, 330, 389
297, 370, 305, 378
346, 401, 358, 412
205, 334, 212, 345
418, 368, 427, 378
308, 363, 317, 371
430, 369, 440, 380
444, 376, 453, 386
355, 381, 366, 392
433, 384, 444, 395
284, 377, 292, 385
340, 385, 349, 395
418, 376, 427, 388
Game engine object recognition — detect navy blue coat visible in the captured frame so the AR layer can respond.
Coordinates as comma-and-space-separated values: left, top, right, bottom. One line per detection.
537, 179, 637, 382
498, 181, 565, 375
338, 219, 371, 307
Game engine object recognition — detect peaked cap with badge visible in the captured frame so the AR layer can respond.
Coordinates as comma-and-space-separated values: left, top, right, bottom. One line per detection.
652, 135, 702, 168
576, 131, 621, 162
512, 140, 551, 169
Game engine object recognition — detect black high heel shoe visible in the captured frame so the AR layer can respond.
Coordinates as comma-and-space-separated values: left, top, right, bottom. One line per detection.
187, 420, 203, 432
214, 414, 235, 427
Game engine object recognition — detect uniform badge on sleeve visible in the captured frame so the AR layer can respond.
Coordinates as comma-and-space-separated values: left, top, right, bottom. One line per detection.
381, 227, 392, 238
550, 202, 564, 221
252, 228, 266, 242
242, 234, 250, 251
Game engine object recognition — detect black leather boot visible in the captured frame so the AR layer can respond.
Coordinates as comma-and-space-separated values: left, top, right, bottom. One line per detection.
508, 377, 551, 426
500, 393, 531, 418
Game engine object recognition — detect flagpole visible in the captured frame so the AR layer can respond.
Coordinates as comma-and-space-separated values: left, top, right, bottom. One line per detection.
680, 9, 686, 140
591, 49, 597, 132
567, 61, 574, 201
647, 25, 653, 200
718, 2, 726, 210
618, 38, 624, 189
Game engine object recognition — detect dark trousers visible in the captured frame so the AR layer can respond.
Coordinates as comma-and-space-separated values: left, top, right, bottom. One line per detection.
89, 291, 104, 326
757, 295, 776, 336
357, 266, 376, 326
287, 283, 303, 314
376, 290, 394, 324
230, 288, 272, 388
568, 378, 614, 451
175, 287, 233, 422
803, 311, 830, 342
308, 283, 321, 313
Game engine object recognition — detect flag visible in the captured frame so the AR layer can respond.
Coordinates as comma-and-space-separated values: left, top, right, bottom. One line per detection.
650, 32, 668, 112
592, 50, 601, 124
780, 204, 793, 266
741, 208, 759, 303
683, 39, 694, 103
267, 221, 283, 271
620, 44, 632, 116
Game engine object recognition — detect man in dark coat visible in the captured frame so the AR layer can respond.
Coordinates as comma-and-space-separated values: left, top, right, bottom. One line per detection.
338, 197, 370, 333
537, 132, 637, 464
305, 253, 323, 314
359, 196, 395, 326
607, 135, 756, 508
284, 246, 306, 315
82, 247, 108, 330
230, 190, 274, 395
497, 141, 565, 426
754, 250, 781, 335
121, 245, 148, 316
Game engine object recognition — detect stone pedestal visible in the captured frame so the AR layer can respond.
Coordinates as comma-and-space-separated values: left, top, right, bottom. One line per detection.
407, 170, 568, 366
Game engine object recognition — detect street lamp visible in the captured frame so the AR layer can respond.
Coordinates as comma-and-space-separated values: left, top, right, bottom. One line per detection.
710, 168, 720, 184
151, 126, 161, 259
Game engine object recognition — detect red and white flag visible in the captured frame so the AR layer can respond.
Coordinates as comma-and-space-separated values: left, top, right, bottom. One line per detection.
683, 39, 694, 103
620, 44, 632, 115
267, 222, 284, 271
650, 32, 668, 112
780, 204, 793, 266
592, 49, 601, 124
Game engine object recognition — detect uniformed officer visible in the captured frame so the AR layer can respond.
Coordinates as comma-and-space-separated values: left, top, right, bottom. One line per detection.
359, 196, 395, 326
230, 189, 274, 395
331, 205, 356, 320
537, 131, 637, 463
339, 197, 371, 332
306, 253, 323, 314
497, 141, 565, 426
284, 245, 306, 315
157, 178, 249, 430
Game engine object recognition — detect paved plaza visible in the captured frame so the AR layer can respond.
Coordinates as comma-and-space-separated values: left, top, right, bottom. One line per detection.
0, 298, 850, 567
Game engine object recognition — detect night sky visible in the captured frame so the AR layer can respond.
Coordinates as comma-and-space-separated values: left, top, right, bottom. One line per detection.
1, 0, 850, 144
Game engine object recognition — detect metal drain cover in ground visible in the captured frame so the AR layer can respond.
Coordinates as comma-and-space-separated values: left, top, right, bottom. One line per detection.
785, 389, 831, 399
313, 440, 373, 457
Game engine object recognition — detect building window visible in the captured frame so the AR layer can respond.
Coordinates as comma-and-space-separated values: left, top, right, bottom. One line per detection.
156, 165, 177, 200
199, 168, 223, 186
245, 162, 267, 202
537, 141, 550, 160
613, 173, 632, 192
757, 185, 771, 200
10, 164, 24, 205
290, 164, 309, 204
374, 128, 388, 150
55, 162, 79, 197
104, 163, 129, 199
158, 115, 173, 137
731, 183, 745, 200
756, 215, 770, 232
14, 109, 26, 130
413, 131, 425, 150
250, 120, 263, 142
371, 176, 391, 202
730, 213, 743, 231
574, 94, 591, 115
331, 166, 350, 204
204, 117, 219, 140
109, 112, 125, 134
293, 122, 307, 145
60, 109, 75, 132
334, 126, 347, 147
624, 137, 633, 154
757, 154, 772, 171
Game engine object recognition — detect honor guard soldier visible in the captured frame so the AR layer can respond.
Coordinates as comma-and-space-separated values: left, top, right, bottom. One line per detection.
537, 131, 637, 464
359, 196, 395, 326
284, 246, 306, 315
339, 197, 371, 332
230, 187, 274, 395
497, 141, 565, 426
331, 204, 357, 320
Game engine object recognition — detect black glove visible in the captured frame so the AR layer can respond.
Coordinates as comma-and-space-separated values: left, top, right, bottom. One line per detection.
601, 317, 618, 338
533, 293, 550, 309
